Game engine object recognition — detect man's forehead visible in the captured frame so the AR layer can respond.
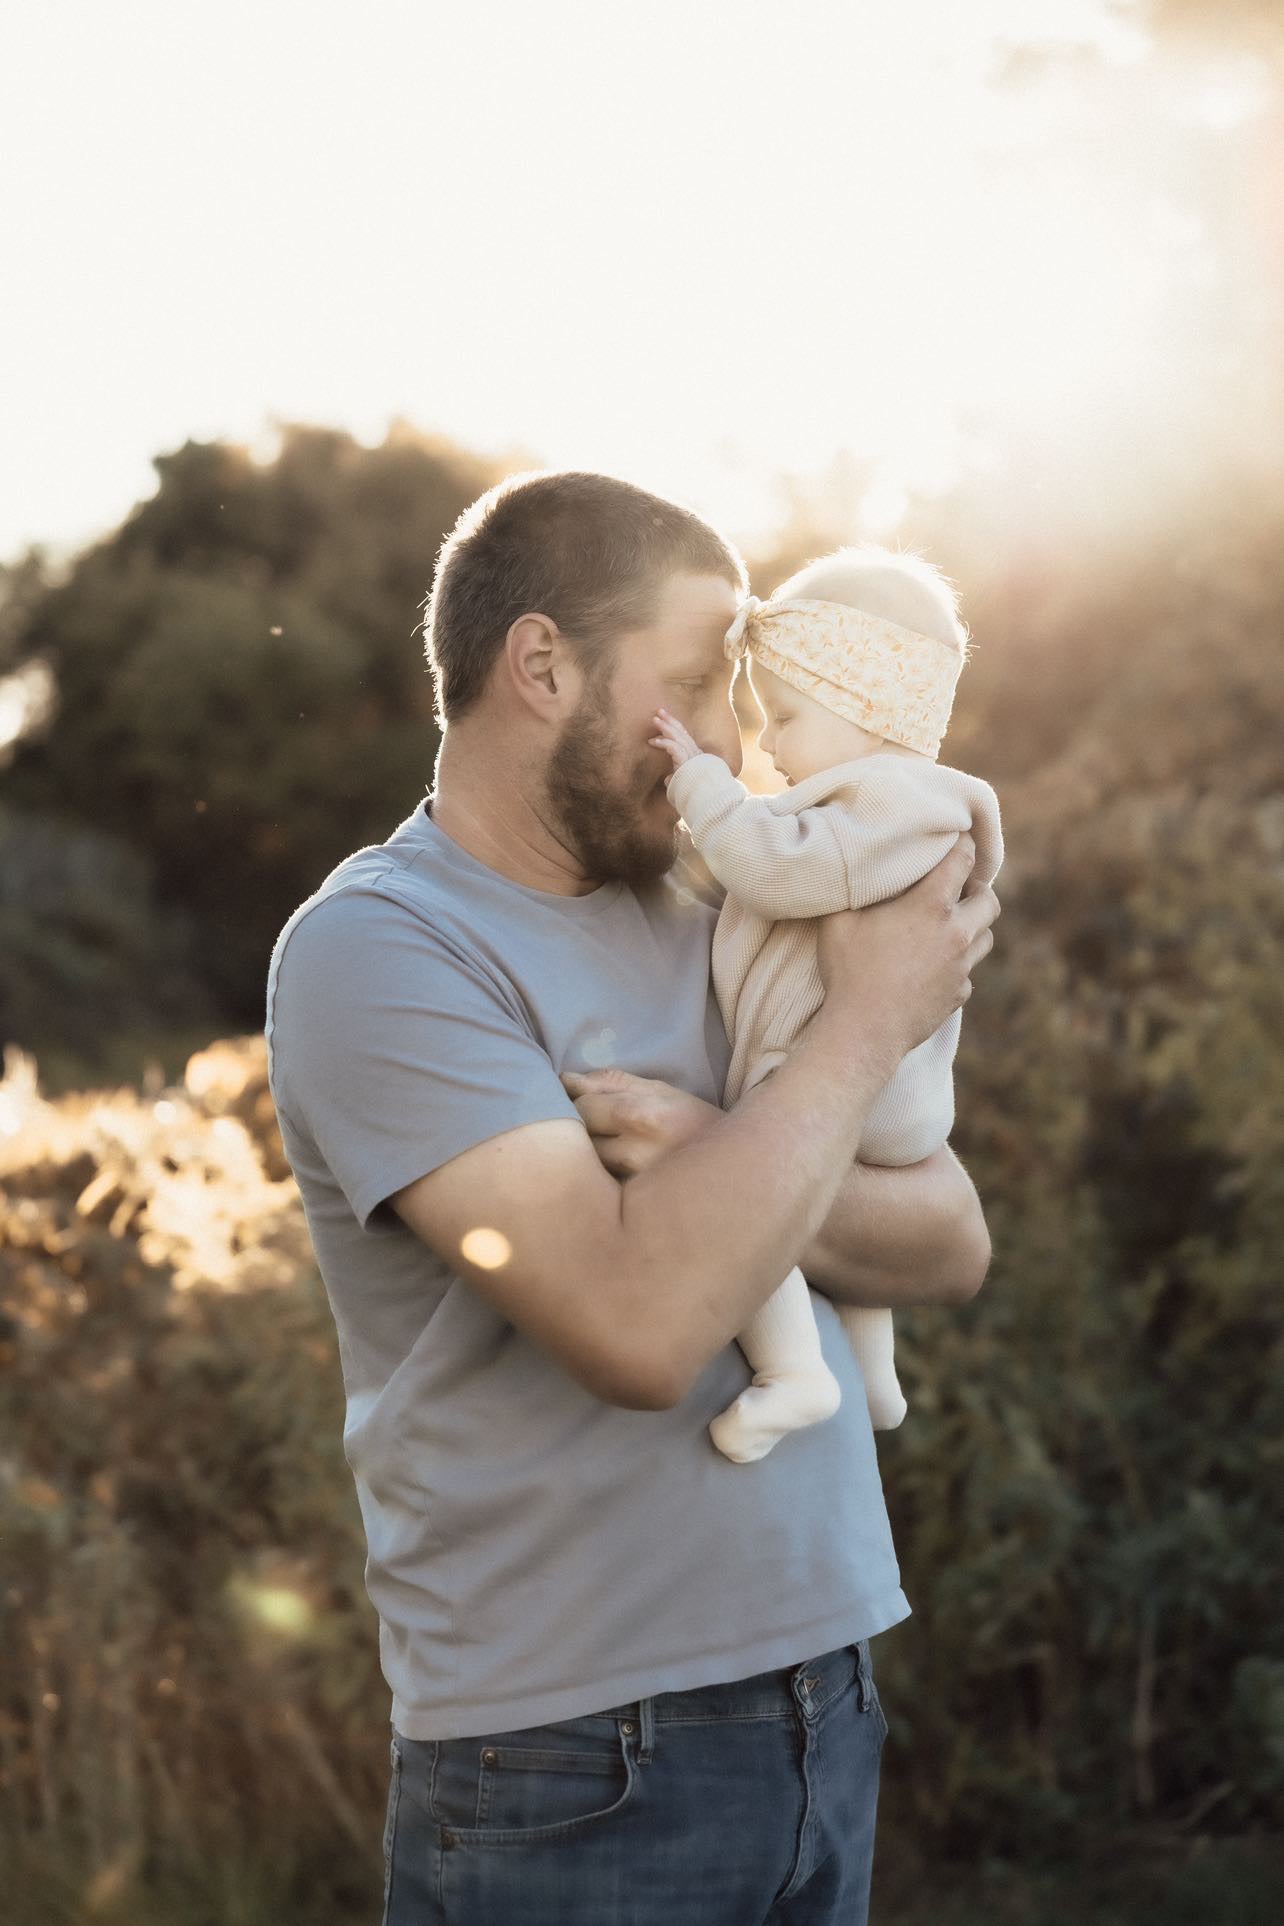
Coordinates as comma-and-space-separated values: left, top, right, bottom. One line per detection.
648, 570, 739, 663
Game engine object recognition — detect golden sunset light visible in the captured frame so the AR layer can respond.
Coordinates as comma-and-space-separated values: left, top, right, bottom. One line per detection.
3, 0, 1278, 563
4, 5, 1283, 1922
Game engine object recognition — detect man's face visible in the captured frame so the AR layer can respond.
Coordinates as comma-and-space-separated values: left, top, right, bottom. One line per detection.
544, 570, 743, 885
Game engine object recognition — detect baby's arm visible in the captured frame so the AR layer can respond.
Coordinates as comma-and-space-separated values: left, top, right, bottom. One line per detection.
652, 710, 856, 919
653, 710, 979, 922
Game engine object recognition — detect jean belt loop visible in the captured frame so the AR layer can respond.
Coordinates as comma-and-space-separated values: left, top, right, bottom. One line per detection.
855, 1639, 872, 1714
637, 1696, 655, 1764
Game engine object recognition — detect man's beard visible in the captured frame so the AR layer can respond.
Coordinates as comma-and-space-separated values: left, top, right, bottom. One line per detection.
544, 682, 679, 888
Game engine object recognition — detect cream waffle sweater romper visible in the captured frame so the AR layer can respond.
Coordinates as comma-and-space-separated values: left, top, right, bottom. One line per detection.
666, 749, 1003, 1451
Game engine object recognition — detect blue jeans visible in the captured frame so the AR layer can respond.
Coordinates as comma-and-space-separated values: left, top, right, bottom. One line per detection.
382, 1640, 888, 1924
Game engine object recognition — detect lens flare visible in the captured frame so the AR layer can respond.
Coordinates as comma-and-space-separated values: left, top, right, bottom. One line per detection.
461, 1227, 512, 1270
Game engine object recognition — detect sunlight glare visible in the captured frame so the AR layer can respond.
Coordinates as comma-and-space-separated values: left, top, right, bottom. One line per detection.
233, 1582, 314, 1637
461, 1227, 512, 1271
0, 0, 1273, 558
1187, 65, 1273, 131
0, 661, 57, 752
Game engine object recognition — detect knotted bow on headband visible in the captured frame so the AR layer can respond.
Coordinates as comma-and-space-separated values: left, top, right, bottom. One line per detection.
723, 595, 764, 655
723, 595, 965, 758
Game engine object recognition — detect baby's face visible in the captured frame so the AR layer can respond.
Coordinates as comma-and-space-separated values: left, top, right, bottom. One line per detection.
749, 662, 885, 785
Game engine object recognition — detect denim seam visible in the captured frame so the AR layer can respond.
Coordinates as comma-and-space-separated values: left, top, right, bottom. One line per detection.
438, 1726, 638, 1852
773, 1709, 817, 1905
380, 1739, 402, 1926
654, 1706, 817, 1726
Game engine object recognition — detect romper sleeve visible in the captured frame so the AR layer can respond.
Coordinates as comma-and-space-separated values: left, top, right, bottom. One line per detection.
666, 754, 997, 919
665, 755, 853, 919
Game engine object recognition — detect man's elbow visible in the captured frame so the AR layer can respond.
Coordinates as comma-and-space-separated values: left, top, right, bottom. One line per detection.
576, 1315, 695, 1411
585, 1348, 689, 1412
545, 1262, 704, 1412
937, 1206, 992, 1304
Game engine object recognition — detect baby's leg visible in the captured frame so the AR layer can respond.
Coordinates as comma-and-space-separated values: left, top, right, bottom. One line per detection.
710, 1267, 842, 1464
835, 1303, 907, 1431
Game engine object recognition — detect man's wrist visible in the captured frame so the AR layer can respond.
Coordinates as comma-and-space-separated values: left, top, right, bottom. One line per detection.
805, 994, 906, 1092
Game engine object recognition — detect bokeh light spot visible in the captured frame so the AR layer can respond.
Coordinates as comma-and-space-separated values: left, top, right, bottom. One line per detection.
236, 1583, 313, 1637
461, 1227, 512, 1270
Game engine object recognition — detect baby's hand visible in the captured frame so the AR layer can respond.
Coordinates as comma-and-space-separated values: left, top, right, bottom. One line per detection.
649, 708, 703, 771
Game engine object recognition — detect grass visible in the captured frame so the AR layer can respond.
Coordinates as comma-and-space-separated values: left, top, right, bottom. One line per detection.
4, 1838, 1282, 1925
876, 1839, 1284, 1926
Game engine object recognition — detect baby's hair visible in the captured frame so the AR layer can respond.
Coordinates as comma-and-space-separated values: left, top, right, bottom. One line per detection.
772, 546, 968, 655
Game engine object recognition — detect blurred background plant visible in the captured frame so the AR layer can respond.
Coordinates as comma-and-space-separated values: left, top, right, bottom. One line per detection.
2, 445, 1281, 1922
3, 0, 1283, 1919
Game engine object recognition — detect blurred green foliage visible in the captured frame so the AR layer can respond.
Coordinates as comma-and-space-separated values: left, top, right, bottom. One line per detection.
0, 805, 213, 1068
2, 425, 494, 1035
867, 490, 1284, 1871
1, 425, 1282, 1920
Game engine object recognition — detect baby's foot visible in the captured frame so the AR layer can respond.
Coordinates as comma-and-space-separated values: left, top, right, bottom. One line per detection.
709, 1365, 842, 1464
865, 1379, 908, 1432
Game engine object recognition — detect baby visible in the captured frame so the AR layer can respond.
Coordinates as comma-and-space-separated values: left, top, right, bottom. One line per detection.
652, 547, 1004, 1464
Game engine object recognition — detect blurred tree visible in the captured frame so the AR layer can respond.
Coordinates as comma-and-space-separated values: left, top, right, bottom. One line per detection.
4, 425, 496, 1022
0, 805, 213, 1066
0, 549, 50, 675
872, 505, 1284, 1860
1144, 0, 1284, 62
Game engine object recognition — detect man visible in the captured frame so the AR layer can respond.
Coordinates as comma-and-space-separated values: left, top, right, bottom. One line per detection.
266, 471, 998, 1925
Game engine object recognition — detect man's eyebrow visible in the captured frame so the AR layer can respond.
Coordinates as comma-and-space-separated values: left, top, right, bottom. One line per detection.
672, 657, 731, 678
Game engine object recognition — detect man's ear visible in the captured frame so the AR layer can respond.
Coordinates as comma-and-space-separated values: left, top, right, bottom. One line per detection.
504, 613, 579, 720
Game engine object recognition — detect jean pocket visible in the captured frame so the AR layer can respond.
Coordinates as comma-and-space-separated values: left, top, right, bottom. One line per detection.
429, 1721, 637, 1848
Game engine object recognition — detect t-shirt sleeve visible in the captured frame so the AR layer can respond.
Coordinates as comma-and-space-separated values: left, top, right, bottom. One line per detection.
267, 883, 581, 1229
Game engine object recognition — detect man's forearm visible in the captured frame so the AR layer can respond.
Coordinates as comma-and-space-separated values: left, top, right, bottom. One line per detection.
619, 994, 904, 1391
801, 1145, 991, 1308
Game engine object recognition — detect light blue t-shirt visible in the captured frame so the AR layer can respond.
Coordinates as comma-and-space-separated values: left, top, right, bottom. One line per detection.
265, 798, 909, 1740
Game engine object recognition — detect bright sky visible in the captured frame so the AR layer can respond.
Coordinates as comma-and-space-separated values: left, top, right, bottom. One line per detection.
1, 0, 1274, 562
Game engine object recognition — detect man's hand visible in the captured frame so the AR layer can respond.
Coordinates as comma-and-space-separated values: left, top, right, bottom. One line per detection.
817, 831, 999, 1062
561, 1067, 720, 1178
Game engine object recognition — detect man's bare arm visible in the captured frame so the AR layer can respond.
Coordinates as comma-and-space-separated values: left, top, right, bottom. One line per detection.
799, 1145, 990, 1308
392, 991, 905, 1413
394, 839, 995, 1411
561, 1077, 990, 1310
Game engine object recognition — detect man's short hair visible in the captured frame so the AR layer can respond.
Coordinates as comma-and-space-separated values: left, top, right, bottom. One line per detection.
424, 471, 746, 723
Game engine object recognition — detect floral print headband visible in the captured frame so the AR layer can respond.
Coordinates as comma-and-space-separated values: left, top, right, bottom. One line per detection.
724, 595, 965, 759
